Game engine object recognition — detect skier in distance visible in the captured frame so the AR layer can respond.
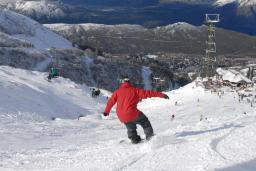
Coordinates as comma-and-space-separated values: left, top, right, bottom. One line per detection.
103, 76, 169, 144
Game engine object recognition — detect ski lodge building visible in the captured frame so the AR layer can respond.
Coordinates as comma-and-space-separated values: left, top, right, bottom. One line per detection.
216, 68, 253, 88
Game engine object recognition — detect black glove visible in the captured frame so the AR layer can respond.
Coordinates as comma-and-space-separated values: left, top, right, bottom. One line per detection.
103, 112, 109, 116
164, 94, 169, 99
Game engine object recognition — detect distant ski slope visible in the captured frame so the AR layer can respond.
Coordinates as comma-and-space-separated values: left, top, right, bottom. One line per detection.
0, 9, 72, 49
0, 66, 256, 170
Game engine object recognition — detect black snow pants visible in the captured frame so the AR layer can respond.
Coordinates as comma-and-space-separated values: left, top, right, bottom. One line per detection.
124, 112, 154, 142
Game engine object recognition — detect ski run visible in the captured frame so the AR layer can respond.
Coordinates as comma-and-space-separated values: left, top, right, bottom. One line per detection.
0, 66, 256, 171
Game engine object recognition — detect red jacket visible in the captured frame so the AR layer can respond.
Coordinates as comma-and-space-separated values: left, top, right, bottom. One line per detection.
104, 82, 166, 123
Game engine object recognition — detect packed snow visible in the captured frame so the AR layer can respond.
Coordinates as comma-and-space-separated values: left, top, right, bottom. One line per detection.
0, 66, 256, 170
0, 66, 104, 120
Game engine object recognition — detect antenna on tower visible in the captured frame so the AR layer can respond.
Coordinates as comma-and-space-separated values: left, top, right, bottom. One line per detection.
201, 14, 220, 78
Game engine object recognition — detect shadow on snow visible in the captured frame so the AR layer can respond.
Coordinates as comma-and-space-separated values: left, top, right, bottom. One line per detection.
175, 123, 244, 137
215, 159, 256, 171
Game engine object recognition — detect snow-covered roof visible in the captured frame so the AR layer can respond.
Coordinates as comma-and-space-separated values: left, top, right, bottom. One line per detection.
216, 68, 252, 83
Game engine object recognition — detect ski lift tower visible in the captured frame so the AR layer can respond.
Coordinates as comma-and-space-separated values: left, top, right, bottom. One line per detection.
201, 14, 220, 77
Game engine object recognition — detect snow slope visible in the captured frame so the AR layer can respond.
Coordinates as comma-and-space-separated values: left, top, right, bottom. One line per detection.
0, 9, 72, 49
1, 66, 256, 171
0, 66, 105, 120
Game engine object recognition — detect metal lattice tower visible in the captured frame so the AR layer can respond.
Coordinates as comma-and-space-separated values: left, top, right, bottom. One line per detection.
201, 14, 220, 77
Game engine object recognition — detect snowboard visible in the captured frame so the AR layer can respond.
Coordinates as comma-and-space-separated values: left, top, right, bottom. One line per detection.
119, 138, 146, 144
119, 136, 154, 144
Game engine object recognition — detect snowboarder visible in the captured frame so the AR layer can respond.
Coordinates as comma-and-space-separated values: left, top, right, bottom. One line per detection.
102, 76, 169, 144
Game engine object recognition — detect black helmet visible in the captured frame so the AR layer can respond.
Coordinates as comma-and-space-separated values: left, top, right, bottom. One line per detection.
120, 75, 130, 83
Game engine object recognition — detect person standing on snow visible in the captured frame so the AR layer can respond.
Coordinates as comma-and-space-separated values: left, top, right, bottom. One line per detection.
103, 76, 169, 144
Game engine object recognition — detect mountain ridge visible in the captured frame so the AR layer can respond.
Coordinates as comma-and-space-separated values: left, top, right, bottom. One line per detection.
45, 22, 256, 55
1, 0, 256, 35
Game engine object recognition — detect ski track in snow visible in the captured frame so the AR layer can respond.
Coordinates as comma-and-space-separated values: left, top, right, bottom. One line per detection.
0, 66, 256, 170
